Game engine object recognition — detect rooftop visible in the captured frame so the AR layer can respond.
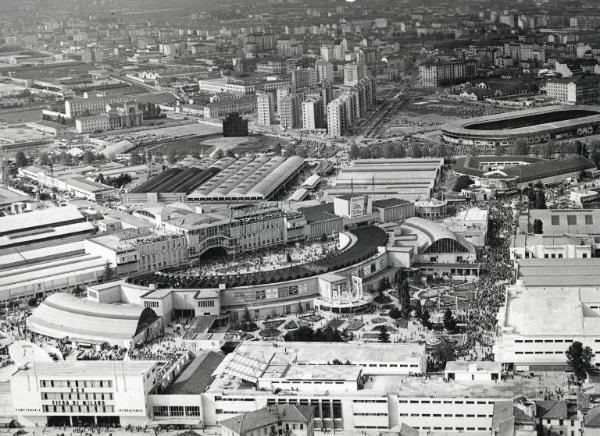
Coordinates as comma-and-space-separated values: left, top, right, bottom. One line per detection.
13, 360, 158, 378
232, 341, 424, 365
221, 405, 313, 434
163, 351, 224, 395
501, 285, 600, 337
368, 373, 563, 399
283, 364, 362, 381
0, 205, 85, 236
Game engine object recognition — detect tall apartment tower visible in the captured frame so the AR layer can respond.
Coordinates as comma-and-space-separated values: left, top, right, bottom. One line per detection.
292, 68, 318, 91
257, 91, 275, 126
305, 82, 332, 123
316, 60, 334, 83
279, 93, 301, 129
327, 99, 346, 138
343, 62, 367, 86
302, 97, 325, 130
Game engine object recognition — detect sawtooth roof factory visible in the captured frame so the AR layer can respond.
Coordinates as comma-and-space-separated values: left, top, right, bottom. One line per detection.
128, 156, 306, 203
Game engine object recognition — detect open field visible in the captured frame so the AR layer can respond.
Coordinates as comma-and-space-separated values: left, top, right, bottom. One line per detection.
0, 126, 48, 144
149, 133, 289, 156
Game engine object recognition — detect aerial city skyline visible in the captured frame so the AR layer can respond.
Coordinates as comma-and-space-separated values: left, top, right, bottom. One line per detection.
1, 0, 600, 435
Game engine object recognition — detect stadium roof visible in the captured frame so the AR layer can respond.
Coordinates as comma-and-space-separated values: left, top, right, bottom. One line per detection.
402, 217, 475, 254
443, 105, 600, 138
128, 225, 388, 289
27, 293, 160, 345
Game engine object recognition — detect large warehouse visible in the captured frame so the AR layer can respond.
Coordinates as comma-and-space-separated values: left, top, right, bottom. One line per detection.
454, 155, 596, 188
328, 158, 444, 201
442, 105, 600, 150
128, 156, 306, 203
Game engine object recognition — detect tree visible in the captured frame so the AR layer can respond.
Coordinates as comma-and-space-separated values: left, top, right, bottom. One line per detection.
383, 142, 395, 158
434, 143, 449, 158
59, 152, 72, 166
167, 150, 178, 164
272, 143, 282, 155
39, 152, 52, 166
411, 145, 423, 158
389, 307, 402, 319
420, 309, 431, 329
82, 150, 95, 165
566, 341, 594, 381
541, 141, 554, 159
535, 190, 547, 209
348, 143, 360, 160
14, 151, 28, 168
378, 325, 390, 343
96, 173, 105, 184
296, 145, 308, 158
533, 218, 543, 234
443, 308, 457, 333
225, 149, 236, 158
103, 261, 114, 282
214, 148, 224, 160
453, 175, 473, 192
129, 151, 143, 165
414, 299, 422, 320
398, 279, 411, 318
284, 143, 297, 157
510, 139, 529, 156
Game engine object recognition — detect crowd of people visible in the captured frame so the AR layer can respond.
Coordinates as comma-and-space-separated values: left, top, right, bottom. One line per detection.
459, 199, 516, 360
0, 308, 30, 340
186, 240, 339, 276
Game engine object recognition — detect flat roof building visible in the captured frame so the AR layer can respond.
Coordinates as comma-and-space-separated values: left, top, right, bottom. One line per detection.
494, 283, 600, 369
329, 158, 444, 201
10, 360, 159, 427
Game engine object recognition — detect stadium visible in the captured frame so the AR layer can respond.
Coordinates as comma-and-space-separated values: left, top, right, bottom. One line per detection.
441, 105, 600, 149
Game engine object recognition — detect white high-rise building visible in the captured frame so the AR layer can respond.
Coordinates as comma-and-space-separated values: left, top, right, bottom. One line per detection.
327, 99, 346, 138
343, 62, 367, 86
257, 91, 275, 126
279, 93, 301, 129
316, 60, 334, 83
340, 92, 359, 128
302, 97, 324, 130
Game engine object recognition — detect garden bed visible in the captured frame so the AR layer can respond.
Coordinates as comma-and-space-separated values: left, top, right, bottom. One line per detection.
259, 328, 280, 338
346, 319, 365, 331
